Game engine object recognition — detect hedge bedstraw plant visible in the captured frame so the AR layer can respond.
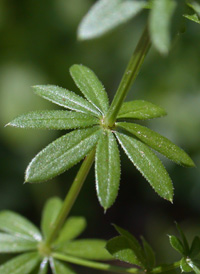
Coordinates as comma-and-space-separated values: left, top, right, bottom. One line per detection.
1, 0, 200, 273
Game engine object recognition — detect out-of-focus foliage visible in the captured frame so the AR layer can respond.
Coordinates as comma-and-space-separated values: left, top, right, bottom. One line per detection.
0, 0, 200, 272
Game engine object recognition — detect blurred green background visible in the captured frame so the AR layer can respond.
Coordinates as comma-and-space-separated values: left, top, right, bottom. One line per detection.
0, 0, 200, 272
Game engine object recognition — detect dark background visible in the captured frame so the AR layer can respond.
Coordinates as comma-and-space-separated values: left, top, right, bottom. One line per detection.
0, 0, 200, 272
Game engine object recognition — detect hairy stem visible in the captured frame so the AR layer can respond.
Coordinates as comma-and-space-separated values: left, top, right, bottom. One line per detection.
53, 252, 181, 274
45, 148, 95, 245
104, 24, 151, 127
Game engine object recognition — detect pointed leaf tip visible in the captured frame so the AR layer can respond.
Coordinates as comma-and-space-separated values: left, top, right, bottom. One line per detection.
117, 122, 195, 168
115, 131, 174, 202
95, 130, 120, 210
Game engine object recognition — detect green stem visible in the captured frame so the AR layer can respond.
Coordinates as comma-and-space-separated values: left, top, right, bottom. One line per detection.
104, 24, 151, 127
150, 261, 181, 273
52, 253, 144, 273
45, 148, 95, 245
52, 252, 181, 274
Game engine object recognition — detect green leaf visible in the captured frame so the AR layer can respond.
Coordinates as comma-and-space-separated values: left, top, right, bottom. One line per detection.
186, 1, 200, 17
176, 223, 190, 255
70, 65, 109, 114
141, 236, 156, 269
190, 236, 200, 258
0, 252, 40, 274
114, 225, 140, 246
55, 216, 86, 244
149, 0, 176, 55
0, 211, 42, 241
41, 197, 63, 239
58, 239, 112, 260
95, 130, 120, 210
7, 111, 99, 130
106, 236, 144, 267
0, 233, 37, 253
37, 259, 48, 274
117, 100, 167, 120
169, 235, 185, 255
117, 122, 195, 167
50, 258, 76, 274
183, 13, 200, 24
115, 132, 173, 202
113, 224, 146, 266
32, 85, 101, 117
180, 257, 193, 272
25, 127, 101, 183
191, 1, 200, 16
78, 0, 146, 40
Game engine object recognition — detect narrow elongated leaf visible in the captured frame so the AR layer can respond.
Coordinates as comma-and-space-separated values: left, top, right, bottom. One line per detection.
149, 0, 176, 55
0, 211, 42, 241
25, 127, 101, 183
32, 85, 101, 117
37, 259, 48, 274
78, 0, 146, 40
114, 225, 141, 247
50, 258, 76, 274
0, 233, 37, 253
169, 235, 185, 255
176, 223, 190, 254
55, 216, 86, 244
186, 1, 200, 16
117, 100, 167, 120
114, 225, 146, 266
0, 252, 40, 274
183, 14, 200, 24
95, 130, 120, 210
115, 132, 173, 202
117, 122, 195, 167
141, 237, 156, 269
70, 65, 109, 114
191, 1, 200, 15
7, 111, 99, 130
58, 239, 112, 260
41, 197, 63, 239
190, 237, 200, 258
106, 236, 144, 267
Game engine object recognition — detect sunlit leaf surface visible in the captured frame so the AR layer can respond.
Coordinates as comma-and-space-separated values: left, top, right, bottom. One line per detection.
0, 211, 42, 241
78, 0, 146, 40
32, 85, 101, 117
25, 127, 101, 182
8, 111, 99, 130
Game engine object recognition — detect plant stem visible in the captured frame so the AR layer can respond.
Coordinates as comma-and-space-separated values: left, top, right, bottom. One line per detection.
45, 148, 95, 245
104, 24, 151, 127
150, 261, 181, 273
52, 253, 144, 273
53, 253, 181, 274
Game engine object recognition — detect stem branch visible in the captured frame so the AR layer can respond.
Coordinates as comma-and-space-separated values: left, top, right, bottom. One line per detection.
45, 148, 95, 245
52, 253, 144, 273
53, 252, 181, 274
104, 24, 151, 127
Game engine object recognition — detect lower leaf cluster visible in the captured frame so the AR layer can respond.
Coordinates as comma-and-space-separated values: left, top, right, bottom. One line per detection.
0, 197, 111, 274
